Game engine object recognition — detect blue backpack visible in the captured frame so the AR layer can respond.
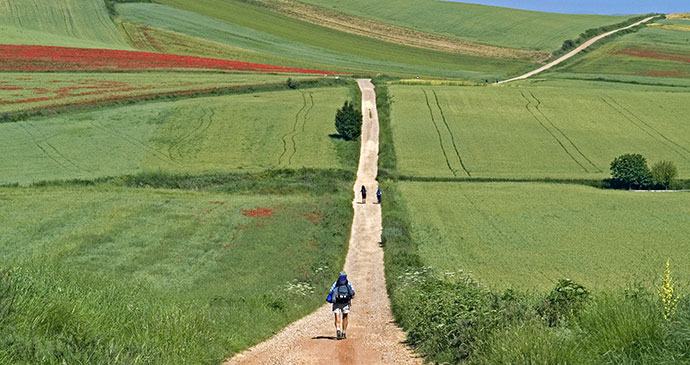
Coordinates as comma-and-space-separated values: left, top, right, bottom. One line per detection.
334, 282, 352, 304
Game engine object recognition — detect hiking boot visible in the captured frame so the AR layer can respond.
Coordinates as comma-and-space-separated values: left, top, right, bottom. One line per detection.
342, 332, 347, 339
336, 330, 342, 339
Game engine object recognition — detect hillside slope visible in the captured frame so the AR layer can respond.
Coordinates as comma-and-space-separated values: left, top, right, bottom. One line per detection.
0, 0, 128, 49
295, 0, 632, 52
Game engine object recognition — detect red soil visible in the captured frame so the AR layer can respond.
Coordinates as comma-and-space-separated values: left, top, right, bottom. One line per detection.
241, 207, 275, 218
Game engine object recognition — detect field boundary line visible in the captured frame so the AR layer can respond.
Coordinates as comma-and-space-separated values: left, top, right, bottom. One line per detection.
601, 97, 690, 162
529, 92, 602, 172
432, 90, 471, 176
498, 16, 659, 84
520, 92, 589, 172
422, 89, 458, 176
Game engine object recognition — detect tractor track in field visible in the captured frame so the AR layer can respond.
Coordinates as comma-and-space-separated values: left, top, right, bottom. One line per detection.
432, 90, 471, 177
17, 122, 69, 170
601, 97, 690, 162
88, 119, 178, 166
278, 91, 310, 167
24, 121, 88, 172
520, 92, 589, 172
288, 91, 314, 166
529, 92, 602, 172
422, 88, 458, 176
169, 107, 215, 161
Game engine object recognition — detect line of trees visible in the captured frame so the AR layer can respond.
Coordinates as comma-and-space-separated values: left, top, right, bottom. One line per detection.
610, 153, 678, 190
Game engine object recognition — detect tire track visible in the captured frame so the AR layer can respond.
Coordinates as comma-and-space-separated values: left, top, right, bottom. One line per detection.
529, 92, 602, 172
520, 92, 589, 172
608, 97, 690, 158
88, 119, 178, 166
167, 107, 208, 160
278, 91, 309, 166
171, 107, 214, 160
24, 121, 87, 172
432, 89, 471, 176
601, 97, 690, 162
16, 123, 68, 170
422, 89, 457, 176
288, 91, 314, 166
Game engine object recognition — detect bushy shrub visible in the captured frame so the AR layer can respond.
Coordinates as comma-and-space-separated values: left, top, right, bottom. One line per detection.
537, 279, 590, 326
334, 101, 362, 140
610, 153, 652, 189
651, 160, 678, 189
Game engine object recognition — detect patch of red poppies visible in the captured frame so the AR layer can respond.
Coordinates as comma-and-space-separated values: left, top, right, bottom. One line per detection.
241, 207, 275, 218
0, 44, 339, 73
614, 47, 690, 63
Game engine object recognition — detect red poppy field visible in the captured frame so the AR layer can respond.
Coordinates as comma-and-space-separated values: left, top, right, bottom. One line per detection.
0, 44, 336, 73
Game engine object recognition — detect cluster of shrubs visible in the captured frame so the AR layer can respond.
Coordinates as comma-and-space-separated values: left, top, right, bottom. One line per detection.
610, 153, 678, 190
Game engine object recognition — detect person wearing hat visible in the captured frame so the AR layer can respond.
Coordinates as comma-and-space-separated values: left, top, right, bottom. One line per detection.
326, 271, 355, 339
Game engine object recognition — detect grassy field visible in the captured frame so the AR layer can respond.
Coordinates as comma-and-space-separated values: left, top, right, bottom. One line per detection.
0, 86, 352, 185
389, 84, 690, 179
546, 19, 690, 85
398, 181, 690, 291
0, 179, 352, 363
0, 72, 317, 114
0, 0, 127, 49
121, 2, 535, 79
296, 0, 631, 52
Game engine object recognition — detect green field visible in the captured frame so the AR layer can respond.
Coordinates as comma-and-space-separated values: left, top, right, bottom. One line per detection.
0, 181, 351, 363
546, 20, 690, 85
0, 86, 352, 185
0, 72, 318, 114
390, 84, 690, 179
0, 0, 128, 49
120, 2, 535, 79
296, 0, 631, 52
399, 181, 690, 291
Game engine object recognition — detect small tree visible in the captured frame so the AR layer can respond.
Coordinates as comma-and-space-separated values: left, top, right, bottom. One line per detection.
610, 153, 652, 189
334, 100, 362, 140
651, 160, 677, 190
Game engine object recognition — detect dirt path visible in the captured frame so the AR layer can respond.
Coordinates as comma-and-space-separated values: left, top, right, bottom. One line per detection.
224, 79, 421, 364
498, 16, 659, 84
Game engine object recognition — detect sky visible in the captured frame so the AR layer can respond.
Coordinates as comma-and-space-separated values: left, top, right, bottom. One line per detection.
444, 1, 688, 15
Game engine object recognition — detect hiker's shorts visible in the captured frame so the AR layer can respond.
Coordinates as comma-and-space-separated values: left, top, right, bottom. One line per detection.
332, 302, 350, 314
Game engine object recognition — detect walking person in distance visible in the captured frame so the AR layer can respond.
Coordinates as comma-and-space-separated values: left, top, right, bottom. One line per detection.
326, 271, 355, 339
376, 188, 382, 204
360, 185, 367, 204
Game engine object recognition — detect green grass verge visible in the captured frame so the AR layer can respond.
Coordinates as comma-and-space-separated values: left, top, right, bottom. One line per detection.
389, 84, 690, 179
0, 170, 353, 363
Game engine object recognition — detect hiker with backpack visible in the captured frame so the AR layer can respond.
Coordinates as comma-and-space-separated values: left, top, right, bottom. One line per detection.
326, 271, 355, 339
360, 185, 367, 204
376, 188, 382, 204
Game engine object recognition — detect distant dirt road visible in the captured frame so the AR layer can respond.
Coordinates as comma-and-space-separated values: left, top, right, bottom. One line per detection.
223, 79, 421, 364
498, 16, 659, 84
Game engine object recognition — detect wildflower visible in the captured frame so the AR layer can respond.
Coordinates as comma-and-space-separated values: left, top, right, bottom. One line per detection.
659, 259, 680, 321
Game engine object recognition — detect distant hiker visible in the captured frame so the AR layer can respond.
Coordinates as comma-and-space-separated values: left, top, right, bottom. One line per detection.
360, 185, 367, 204
326, 271, 355, 339
376, 188, 382, 204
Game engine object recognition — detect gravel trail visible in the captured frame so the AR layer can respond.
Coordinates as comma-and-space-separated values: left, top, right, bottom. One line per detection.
224, 79, 421, 365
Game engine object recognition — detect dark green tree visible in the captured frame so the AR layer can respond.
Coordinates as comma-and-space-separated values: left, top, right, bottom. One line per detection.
610, 153, 652, 189
334, 100, 362, 140
651, 160, 678, 189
